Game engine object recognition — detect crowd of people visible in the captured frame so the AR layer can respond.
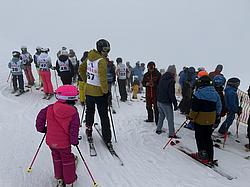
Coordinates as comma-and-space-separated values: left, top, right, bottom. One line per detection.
7, 40, 250, 186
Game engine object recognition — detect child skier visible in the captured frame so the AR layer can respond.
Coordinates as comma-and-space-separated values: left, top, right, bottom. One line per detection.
37, 48, 54, 99
188, 75, 221, 165
36, 85, 80, 187
8, 51, 25, 95
132, 78, 140, 99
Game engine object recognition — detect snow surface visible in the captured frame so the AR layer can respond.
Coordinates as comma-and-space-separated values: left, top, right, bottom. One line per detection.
0, 62, 250, 187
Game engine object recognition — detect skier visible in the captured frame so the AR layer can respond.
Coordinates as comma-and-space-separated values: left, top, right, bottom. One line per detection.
79, 39, 113, 149
209, 64, 223, 80
33, 46, 43, 89
246, 86, 250, 150
188, 75, 222, 164
126, 61, 133, 92
212, 75, 227, 131
116, 57, 127, 102
132, 61, 144, 93
217, 78, 242, 136
20, 46, 35, 87
8, 51, 25, 95
178, 67, 196, 115
56, 50, 74, 85
142, 61, 161, 124
36, 85, 80, 187
37, 48, 54, 99
156, 65, 178, 137
69, 49, 79, 83
131, 78, 140, 99
107, 58, 116, 111
57, 46, 68, 58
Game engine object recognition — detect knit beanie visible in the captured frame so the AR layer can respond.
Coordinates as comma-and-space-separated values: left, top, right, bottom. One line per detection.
167, 65, 176, 75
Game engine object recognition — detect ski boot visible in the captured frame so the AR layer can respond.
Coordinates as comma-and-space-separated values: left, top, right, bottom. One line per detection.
56, 179, 65, 187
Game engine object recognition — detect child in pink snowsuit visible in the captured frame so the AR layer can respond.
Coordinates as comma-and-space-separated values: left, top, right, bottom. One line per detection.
36, 85, 80, 186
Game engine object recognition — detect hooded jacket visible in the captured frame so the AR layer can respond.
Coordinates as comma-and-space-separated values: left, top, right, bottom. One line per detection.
224, 85, 239, 113
36, 101, 80, 149
79, 49, 108, 96
157, 72, 177, 107
189, 86, 222, 125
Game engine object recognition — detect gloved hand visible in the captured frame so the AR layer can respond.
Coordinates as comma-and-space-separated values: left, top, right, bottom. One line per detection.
186, 115, 193, 120
42, 126, 47, 133
215, 115, 221, 125
104, 91, 111, 97
51, 66, 56, 70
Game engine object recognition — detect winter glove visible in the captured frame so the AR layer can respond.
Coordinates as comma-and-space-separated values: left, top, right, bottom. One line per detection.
215, 115, 221, 125
104, 91, 111, 98
41, 126, 47, 133
174, 105, 178, 111
186, 115, 193, 120
51, 66, 56, 70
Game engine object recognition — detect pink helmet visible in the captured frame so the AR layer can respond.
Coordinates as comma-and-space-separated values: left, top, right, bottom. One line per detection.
55, 85, 79, 102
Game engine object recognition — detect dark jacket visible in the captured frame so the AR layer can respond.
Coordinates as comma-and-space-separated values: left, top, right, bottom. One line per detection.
189, 86, 222, 125
107, 60, 116, 84
224, 85, 239, 113
142, 68, 161, 98
157, 72, 177, 108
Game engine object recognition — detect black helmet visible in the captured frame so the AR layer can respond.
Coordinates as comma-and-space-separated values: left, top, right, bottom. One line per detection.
96, 39, 110, 53
227, 77, 240, 88
12, 51, 20, 58
196, 75, 213, 88
147, 61, 155, 68
116, 57, 122, 63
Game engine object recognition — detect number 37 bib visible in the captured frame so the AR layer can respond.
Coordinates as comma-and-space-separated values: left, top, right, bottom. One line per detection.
86, 58, 102, 86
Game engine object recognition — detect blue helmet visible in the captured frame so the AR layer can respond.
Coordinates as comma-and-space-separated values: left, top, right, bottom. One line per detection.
213, 75, 226, 87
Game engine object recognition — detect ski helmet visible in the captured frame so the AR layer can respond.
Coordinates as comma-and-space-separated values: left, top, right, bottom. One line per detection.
12, 51, 20, 58
197, 67, 205, 72
21, 46, 27, 52
41, 48, 49, 53
96, 39, 110, 53
147, 61, 155, 69
197, 71, 208, 78
213, 75, 226, 87
55, 85, 79, 102
196, 75, 213, 88
227, 77, 240, 88
36, 46, 42, 51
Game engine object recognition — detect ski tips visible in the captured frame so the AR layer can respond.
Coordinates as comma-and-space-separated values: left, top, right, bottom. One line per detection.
27, 167, 32, 173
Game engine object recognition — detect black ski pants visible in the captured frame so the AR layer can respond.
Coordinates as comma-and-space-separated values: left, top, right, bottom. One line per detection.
194, 124, 214, 161
60, 71, 72, 85
12, 74, 24, 91
118, 79, 127, 101
85, 95, 112, 144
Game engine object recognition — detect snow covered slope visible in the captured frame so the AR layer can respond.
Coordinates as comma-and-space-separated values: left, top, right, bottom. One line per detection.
0, 61, 250, 187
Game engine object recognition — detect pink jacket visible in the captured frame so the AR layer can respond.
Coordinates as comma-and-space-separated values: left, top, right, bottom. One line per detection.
36, 101, 80, 149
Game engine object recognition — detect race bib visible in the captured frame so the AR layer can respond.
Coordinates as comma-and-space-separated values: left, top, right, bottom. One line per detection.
86, 59, 102, 86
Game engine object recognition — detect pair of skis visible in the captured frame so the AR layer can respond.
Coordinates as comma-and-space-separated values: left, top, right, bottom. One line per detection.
84, 123, 124, 166
170, 140, 237, 180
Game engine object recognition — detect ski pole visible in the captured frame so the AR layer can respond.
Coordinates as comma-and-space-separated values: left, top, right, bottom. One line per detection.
7, 71, 11, 83
108, 105, 117, 143
236, 96, 243, 138
76, 146, 98, 187
27, 133, 46, 172
53, 69, 58, 89
163, 119, 188, 149
80, 104, 86, 127
114, 83, 120, 108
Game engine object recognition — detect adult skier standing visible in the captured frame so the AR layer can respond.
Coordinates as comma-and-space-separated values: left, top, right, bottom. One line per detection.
188, 75, 221, 164
33, 46, 43, 89
142, 61, 161, 124
79, 39, 113, 149
116, 57, 127, 102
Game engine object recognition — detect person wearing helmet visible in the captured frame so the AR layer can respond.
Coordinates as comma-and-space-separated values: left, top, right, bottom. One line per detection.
209, 64, 223, 80
246, 86, 250, 150
8, 51, 25, 95
116, 57, 128, 102
36, 85, 80, 187
156, 65, 178, 137
188, 75, 222, 165
34, 46, 43, 89
20, 46, 35, 88
79, 39, 113, 149
217, 77, 241, 136
126, 61, 133, 92
55, 50, 74, 85
211, 75, 227, 131
142, 61, 161, 124
37, 48, 54, 99
197, 70, 209, 78
106, 58, 116, 112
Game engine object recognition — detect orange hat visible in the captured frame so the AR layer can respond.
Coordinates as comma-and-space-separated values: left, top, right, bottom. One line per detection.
198, 70, 208, 78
